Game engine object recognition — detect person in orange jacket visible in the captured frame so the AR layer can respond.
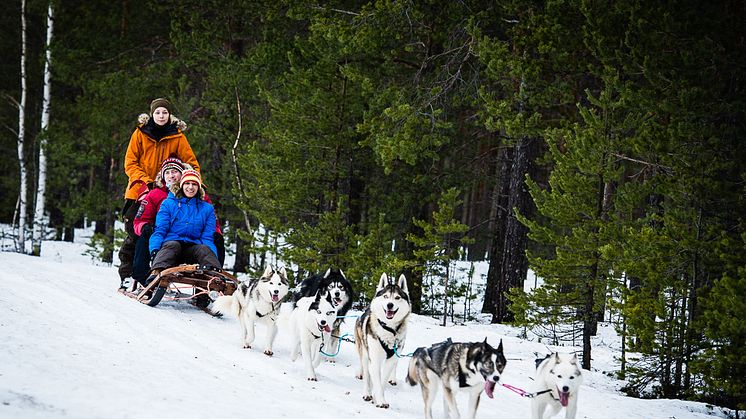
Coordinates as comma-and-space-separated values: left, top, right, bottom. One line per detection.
118, 98, 201, 289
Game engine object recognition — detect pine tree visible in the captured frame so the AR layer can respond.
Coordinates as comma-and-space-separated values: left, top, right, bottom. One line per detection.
513, 72, 638, 370
407, 187, 472, 325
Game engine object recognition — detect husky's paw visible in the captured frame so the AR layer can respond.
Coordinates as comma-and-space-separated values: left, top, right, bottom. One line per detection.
362, 395, 373, 402
307, 377, 318, 381
388, 379, 397, 386
356, 374, 363, 380
243, 344, 252, 349
263, 349, 273, 356
325, 358, 336, 363
375, 403, 389, 409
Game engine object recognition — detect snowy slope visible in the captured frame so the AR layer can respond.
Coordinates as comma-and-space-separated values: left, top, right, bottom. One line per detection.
0, 239, 730, 419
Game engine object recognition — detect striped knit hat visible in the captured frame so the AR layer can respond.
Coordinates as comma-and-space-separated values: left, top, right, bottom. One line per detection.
179, 169, 202, 188
160, 157, 185, 179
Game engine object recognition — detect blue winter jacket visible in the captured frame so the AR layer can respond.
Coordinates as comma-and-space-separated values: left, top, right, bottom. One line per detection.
149, 191, 218, 257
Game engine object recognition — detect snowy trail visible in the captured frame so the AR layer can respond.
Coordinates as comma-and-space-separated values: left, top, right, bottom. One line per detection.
0, 244, 728, 418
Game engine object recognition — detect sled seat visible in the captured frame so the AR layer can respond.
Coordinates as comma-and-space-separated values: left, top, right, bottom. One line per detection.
120, 264, 239, 312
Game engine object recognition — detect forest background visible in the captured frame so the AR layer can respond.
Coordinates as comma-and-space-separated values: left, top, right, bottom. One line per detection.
1, 0, 744, 413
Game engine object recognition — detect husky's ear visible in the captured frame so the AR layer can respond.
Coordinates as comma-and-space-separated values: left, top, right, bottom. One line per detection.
324, 268, 331, 278
570, 353, 578, 364
397, 274, 408, 293
278, 266, 287, 278
554, 352, 561, 364
497, 339, 504, 353
339, 268, 346, 279
314, 290, 323, 303
377, 273, 389, 290
262, 264, 274, 278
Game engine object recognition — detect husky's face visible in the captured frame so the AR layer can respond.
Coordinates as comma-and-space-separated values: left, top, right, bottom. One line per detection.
322, 268, 351, 309
548, 353, 583, 406
257, 265, 289, 303
371, 273, 411, 322
473, 339, 507, 399
307, 291, 337, 334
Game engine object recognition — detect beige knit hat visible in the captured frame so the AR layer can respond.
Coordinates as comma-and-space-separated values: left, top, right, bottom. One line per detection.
150, 98, 172, 115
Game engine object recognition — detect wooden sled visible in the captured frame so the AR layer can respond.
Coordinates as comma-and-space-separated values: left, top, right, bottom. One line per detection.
120, 264, 238, 312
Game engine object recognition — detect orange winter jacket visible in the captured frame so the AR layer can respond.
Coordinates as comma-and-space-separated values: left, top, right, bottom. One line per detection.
123, 114, 200, 200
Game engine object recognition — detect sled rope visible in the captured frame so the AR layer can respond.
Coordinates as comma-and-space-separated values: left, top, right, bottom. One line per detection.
393, 342, 414, 358
164, 277, 221, 301
500, 382, 553, 398
336, 314, 360, 319
319, 333, 352, 357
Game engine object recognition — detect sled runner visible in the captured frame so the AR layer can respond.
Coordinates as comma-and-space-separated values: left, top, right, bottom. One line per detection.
120, 264, 238, 313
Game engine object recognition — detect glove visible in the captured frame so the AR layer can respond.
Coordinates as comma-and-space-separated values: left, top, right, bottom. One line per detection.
147, 181, 155, 190
150, 249, 158, 263
141, 223, 153, 237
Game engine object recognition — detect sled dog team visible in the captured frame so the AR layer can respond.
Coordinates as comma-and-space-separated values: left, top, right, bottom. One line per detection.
213, 265, 583, 419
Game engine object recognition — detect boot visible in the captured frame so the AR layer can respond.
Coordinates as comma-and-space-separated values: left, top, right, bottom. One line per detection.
145, 268, 162, 286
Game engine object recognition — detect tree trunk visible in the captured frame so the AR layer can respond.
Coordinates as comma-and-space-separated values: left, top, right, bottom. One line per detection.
16, 0, 29, 254
582, 266, 595, 370
493, 136, 538, 323
482, 145, 511, 315
32, 2, 54, 256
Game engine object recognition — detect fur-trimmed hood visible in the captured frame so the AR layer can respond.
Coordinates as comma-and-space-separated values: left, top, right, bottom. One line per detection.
138, 113, 187, 131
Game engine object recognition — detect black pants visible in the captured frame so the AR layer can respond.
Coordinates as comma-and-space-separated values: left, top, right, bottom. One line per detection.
214, 232, 225, 266
117, 199, 139, 281
132, 224, 153, 285
151, 240, 221, 271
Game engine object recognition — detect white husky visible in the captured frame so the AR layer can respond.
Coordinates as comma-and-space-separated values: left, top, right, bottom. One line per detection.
212, 265, 289, 356
355, 273, 411, 408
531, 353, 583, 419
287, 290, 338, 381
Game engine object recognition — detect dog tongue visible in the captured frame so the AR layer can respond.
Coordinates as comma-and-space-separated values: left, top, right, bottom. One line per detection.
559, 390, 569, 407
323, 324, 331, 333
484, 380, 495, 399
272, 295, 279, 302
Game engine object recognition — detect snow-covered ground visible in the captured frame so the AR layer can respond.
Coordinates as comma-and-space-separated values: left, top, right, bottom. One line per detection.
0, 231, 730, 418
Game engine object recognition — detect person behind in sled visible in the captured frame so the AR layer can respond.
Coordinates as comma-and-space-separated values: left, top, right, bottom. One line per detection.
147, 169, 221, 285
117, 98, 200, 290
128, 156, 185, 289
130, 158, 226, 289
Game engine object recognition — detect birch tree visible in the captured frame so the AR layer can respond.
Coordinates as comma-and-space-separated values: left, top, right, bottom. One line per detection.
15, 0, 28, 253
32, 2, 54, 256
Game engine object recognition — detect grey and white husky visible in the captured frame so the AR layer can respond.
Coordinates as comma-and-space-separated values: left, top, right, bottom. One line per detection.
354, 273, 411, 408
531, 353, 583, 419
406, 338, 506, 419
212, 265, 289, 356
287, 290, 338, 381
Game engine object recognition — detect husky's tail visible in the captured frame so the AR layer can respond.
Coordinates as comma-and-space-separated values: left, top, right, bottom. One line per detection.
211, 294, 239, 317
405, 347, 425, 386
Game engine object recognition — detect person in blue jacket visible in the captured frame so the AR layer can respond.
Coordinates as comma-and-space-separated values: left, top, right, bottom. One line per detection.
147, 168, 221, 283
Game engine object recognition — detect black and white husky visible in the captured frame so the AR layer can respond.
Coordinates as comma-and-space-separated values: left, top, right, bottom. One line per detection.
531, 353, 583, 419
212, 265, 289, 356
287, 290, 338, 381
406, 338, 506, 419
295, 268, 354, 360
354, 273, 411, 408
295, 268, 354, 317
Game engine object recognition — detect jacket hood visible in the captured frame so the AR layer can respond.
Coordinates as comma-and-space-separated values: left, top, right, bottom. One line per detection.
138, 113, 187, 131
